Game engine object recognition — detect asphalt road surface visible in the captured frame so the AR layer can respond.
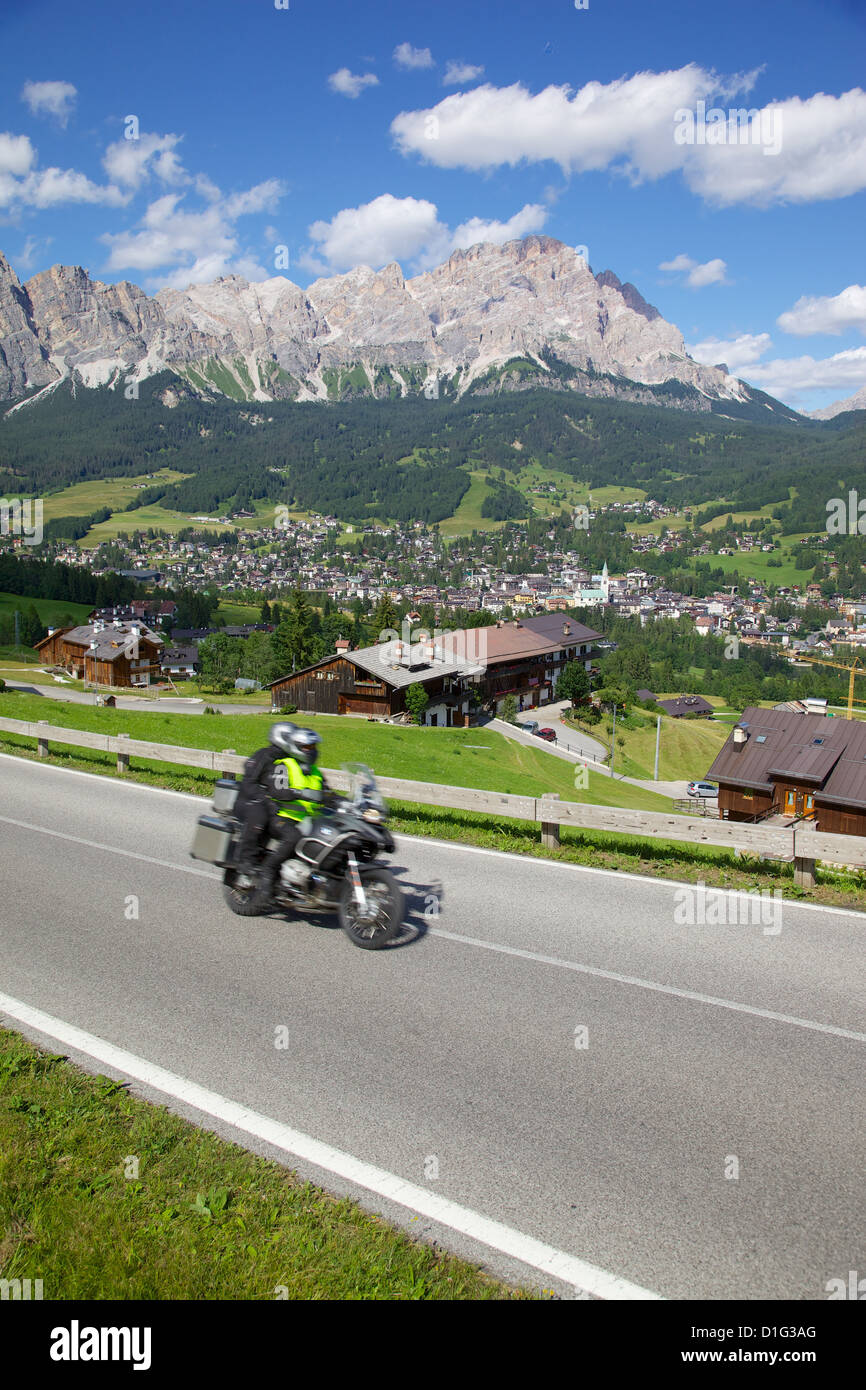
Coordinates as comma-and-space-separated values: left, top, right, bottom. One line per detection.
1, 753, 864, 1300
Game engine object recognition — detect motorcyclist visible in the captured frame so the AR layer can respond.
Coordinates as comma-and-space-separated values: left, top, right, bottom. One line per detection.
253, 723, 333, 900
233, 721, 297, 875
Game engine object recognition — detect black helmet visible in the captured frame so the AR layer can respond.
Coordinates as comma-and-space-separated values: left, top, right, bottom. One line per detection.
287, 726, 321, 770
269, 721, 297, 754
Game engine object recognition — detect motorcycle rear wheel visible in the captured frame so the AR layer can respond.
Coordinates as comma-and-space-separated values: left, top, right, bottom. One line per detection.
223, 868, 265, 916
338, 868, 403, 949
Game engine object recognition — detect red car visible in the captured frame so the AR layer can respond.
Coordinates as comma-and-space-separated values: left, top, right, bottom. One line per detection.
536, 727, 557, 742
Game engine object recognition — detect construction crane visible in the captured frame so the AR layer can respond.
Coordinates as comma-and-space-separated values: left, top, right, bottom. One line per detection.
787, 653, 865, 719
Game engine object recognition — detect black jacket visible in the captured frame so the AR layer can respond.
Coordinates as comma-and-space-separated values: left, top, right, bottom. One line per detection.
238, 745, 327, 809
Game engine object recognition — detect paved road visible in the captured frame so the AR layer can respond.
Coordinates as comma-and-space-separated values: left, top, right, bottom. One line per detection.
1, 753, 864, 1299
0, 676, 267, 716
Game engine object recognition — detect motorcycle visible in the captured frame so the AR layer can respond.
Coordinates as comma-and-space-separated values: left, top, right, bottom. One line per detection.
191, 762, 404, 950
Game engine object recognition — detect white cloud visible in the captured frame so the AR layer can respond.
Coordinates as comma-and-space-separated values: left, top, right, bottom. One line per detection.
777, 284, 866, 336
21, 80, 77, 127
103, 132, 188, 190
0, 132, 36, 177
443, 60, 484, 85
223, 180, 283, 218
742, 346, 866, 403
101, 179, 285, 288
327, 68, 379, 98
301, 193, 548, 275
685, 330, 866, 403
306, 193, 444, 272
391, 70, 866, 206
394, 43, 434, 70
451, 204, 548, 251
687, 332, 772, 370
15, 234, 51, 272
0, 129, 127, 209
659, 253, 728, 287
22, 167, 127, 208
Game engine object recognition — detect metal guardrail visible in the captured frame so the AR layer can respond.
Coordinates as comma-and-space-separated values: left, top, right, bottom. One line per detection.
1, 715, 864, 885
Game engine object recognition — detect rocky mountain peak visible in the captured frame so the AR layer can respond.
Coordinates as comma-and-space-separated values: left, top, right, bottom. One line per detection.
0, 234, 757, 410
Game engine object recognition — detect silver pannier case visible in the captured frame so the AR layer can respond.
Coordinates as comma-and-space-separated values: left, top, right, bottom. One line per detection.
212, 778, 240, 814
191, 814, 235, 865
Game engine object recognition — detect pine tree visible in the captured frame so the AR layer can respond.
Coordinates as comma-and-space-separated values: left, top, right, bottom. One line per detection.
272, 588, 316, 674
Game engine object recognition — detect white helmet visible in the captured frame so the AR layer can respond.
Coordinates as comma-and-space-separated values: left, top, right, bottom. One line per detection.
268, 721, 297, 754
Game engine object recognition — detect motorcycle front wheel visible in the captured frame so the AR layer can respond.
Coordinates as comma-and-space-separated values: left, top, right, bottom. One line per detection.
338, 868, 403, 949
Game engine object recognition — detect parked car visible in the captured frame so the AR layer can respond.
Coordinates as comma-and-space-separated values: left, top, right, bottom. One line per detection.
519, 720, 540, 735
687, 781, 718, 798
536, 727, 557, 742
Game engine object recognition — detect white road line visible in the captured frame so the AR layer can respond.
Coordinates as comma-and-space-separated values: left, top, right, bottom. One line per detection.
0, 814, 218, 881
3, 810, 863, 1044
429, 928, 866, 1045
0, 991, 660, 1301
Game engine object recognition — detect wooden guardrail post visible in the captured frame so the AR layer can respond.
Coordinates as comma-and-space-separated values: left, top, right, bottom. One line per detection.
792, 826, 817, 888
793, 857, 817, 889
116, 733, 130, 775
539, 793, 561, 849
219, 748, 238, 777
37, 721, 49, 758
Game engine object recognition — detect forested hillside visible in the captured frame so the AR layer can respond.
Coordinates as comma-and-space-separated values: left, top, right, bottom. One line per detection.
2, 374, 864, 528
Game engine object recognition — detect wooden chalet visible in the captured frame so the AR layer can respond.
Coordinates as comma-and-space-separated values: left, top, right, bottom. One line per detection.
706, 705, 866, 836
35, 620, 163, 688
269, 613, 601, 726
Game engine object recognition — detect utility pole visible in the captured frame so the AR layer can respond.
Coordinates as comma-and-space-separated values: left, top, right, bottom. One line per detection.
654, 714, 661, 781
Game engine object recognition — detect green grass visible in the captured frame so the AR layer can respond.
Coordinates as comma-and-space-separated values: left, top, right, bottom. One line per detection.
438, 471, 504, 537
0, 592, 92, 626
38, 470, 190, 523
214, 600, 263, 626
700, 548, 805, 588
0, 1029, 530, 1300
580, 707, 730, 782
0, 690, 675, 812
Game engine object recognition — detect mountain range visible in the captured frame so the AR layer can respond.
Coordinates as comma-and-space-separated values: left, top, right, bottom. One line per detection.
0, 235, 802, 419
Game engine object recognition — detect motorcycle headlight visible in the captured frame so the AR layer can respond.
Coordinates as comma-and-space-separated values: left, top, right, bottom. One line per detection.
362, 808, 382, 823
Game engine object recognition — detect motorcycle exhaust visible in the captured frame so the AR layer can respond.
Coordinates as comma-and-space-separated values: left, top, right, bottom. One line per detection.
346, 851, 368, 909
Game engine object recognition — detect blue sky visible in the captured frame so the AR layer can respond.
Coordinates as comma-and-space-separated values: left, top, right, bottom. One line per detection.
0, 0, 864, 410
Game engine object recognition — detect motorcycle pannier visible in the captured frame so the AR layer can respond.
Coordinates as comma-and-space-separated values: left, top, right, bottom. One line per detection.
212, 778, 240, 814
191, 814, 235, 865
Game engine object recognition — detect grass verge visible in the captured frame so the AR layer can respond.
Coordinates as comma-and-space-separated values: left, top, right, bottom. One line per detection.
0, 1029, 530, 1299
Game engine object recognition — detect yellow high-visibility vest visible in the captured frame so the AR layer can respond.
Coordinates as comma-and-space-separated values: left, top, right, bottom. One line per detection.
273, 757, 324, 821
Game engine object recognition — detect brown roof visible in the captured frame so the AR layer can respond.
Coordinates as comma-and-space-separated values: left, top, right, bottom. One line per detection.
437, 614, 601, 664
707, 706, 866, 808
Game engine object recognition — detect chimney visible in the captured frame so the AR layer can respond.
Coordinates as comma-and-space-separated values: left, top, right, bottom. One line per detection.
732, 725, 748, 748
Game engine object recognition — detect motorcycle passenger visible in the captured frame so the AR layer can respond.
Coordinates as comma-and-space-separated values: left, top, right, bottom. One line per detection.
233, 721, 298, 876
255, 725, 331, 899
